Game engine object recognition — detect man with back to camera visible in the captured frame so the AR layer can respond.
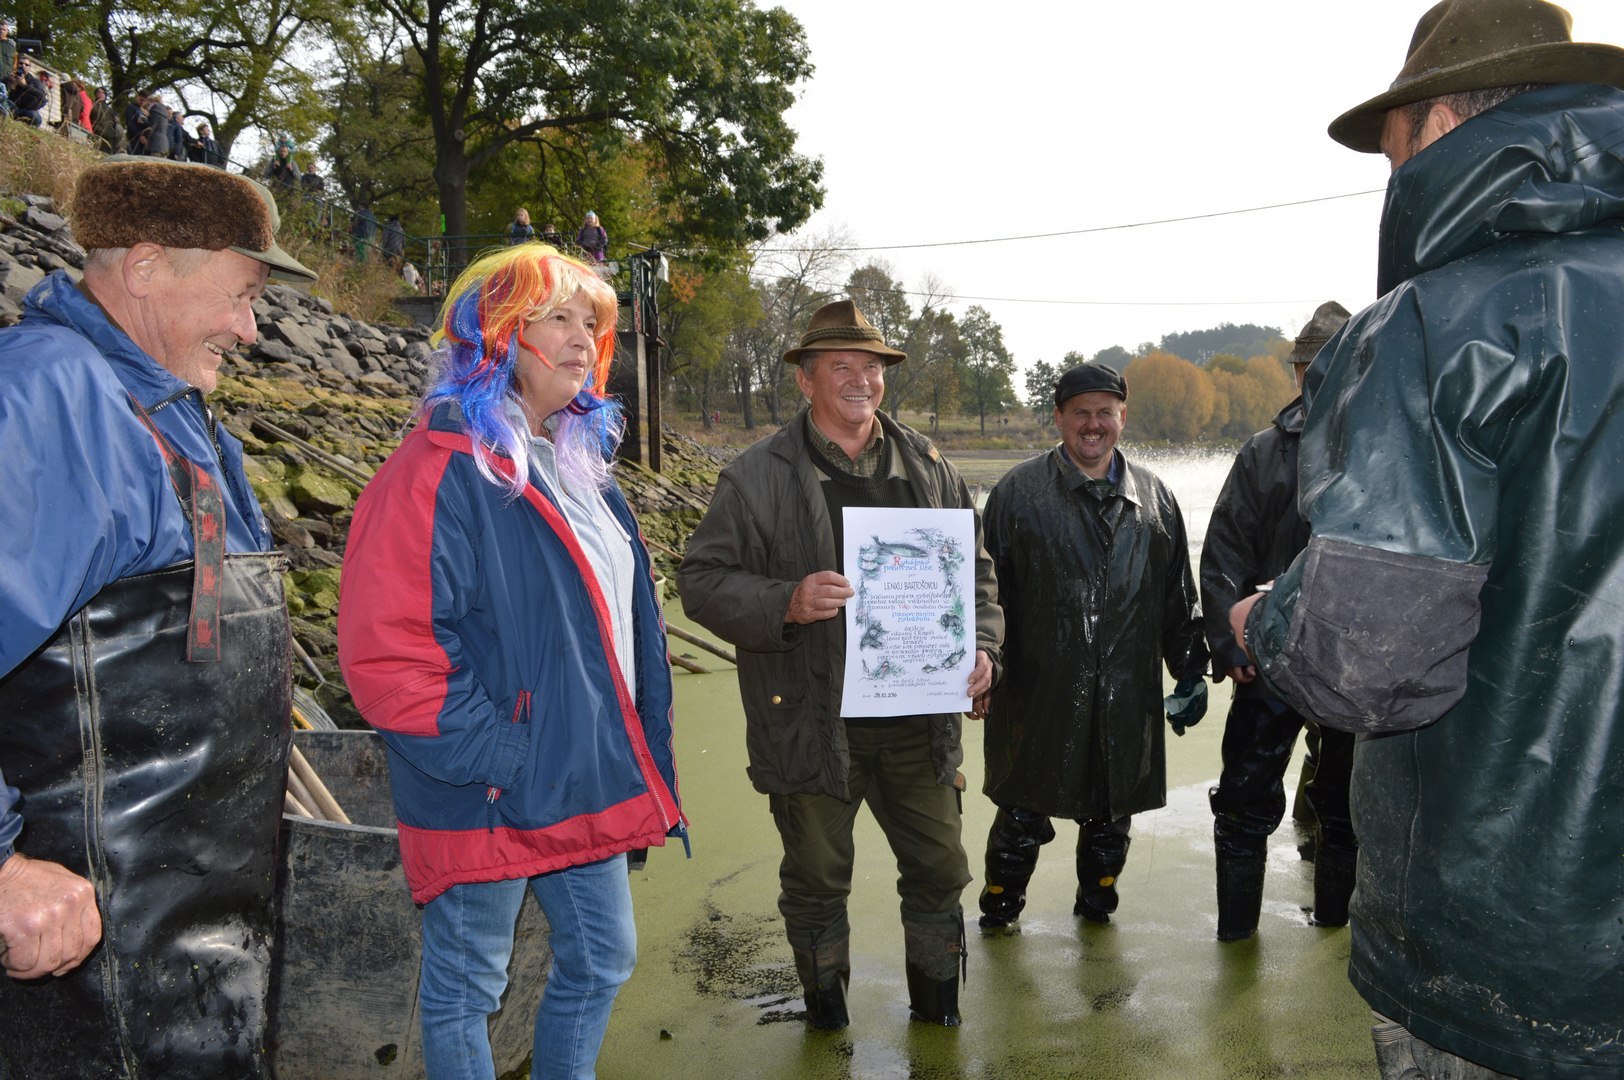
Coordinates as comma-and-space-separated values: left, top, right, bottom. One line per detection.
977, 362, 1208, 930
1231, 2, 1624, 1076
679, 300, 1002, 1030
1200, 302, 1358, 942
0, 156, 317, 1078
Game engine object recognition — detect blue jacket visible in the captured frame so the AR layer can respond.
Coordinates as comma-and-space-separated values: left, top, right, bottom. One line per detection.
0, 271, 272, 854
337, 404, 684, 903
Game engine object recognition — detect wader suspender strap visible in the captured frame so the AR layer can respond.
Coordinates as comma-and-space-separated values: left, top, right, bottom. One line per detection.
124, 393, 227, 662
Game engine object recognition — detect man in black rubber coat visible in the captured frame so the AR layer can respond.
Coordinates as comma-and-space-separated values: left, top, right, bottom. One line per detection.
1200, 301, 1356, 942
978, 362, 1208, 929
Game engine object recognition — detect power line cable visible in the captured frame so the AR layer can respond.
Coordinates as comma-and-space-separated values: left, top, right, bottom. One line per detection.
766, 275, 1325, 310
750, 189, 1386, 253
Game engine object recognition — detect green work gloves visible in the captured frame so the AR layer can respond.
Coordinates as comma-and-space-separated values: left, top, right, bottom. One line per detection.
1165, 676, 1208, 736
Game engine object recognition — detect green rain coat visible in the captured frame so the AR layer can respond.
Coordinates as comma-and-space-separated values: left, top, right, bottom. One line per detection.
1247, 84, 1624, 1079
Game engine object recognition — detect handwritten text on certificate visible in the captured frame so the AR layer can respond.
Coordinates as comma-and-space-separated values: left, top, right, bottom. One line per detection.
840, 506, 975, 717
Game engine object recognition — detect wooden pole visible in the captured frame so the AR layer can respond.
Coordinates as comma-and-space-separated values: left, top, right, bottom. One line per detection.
289, 745, 352, 825
668, 651, 710, 675
666, 624, 736, 665
645, 537, 684, 561
285, 790, 315, 818
286, 769, 323, 822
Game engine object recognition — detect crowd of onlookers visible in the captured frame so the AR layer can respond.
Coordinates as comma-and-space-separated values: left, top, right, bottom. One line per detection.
3, 22, 615, 301
508, 207, 610, 264
1, 24, 222, 167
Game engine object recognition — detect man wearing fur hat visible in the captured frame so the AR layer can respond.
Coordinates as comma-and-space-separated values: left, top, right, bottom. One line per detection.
976, 362, 1208, 931
1232, 2, 1624, 1076
1201, 302, 1357, 943
679, 299, 1002, 1030
0, 157, 315, 1078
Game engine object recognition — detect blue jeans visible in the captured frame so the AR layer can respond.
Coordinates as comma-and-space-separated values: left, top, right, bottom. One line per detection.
419, 854, 636, 1080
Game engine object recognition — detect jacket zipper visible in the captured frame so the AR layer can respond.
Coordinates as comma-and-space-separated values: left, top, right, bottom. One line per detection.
486, 690, 530, 832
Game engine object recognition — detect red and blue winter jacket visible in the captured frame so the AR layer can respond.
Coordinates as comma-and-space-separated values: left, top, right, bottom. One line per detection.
337, 403, 685, 903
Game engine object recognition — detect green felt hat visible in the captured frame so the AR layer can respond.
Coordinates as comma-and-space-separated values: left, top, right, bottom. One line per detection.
1329, 0, 1624, 153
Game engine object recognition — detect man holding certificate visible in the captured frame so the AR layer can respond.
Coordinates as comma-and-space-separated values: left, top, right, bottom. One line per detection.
680, 300, 1003, 1031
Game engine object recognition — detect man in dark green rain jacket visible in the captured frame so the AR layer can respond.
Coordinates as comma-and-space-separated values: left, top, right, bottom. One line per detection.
1234, 3, 1624, 1078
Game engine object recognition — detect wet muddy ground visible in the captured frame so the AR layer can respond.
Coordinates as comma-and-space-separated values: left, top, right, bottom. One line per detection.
594, 603, 1373, 1080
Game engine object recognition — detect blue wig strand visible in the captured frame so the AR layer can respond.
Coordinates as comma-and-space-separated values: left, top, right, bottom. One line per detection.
422, 288, 530, 498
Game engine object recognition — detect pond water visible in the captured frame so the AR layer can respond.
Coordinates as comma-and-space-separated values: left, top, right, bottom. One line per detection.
950, 442, 1238, 567
594, 436, 1374, 1080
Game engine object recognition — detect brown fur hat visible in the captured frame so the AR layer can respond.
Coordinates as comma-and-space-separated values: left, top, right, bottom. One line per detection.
73, 156, 316, 282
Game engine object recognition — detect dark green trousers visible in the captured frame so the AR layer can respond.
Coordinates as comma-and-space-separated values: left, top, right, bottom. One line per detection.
770, 717, 970, 946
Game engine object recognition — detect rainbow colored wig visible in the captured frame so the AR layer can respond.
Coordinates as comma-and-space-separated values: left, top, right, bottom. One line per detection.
422, 244, 623, 497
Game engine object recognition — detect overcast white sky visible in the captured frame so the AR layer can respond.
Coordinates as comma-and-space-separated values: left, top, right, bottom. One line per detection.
769, 0, 1624, 373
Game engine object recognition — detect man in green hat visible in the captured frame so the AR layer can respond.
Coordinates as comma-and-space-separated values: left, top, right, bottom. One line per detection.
0, 157, 315, 1077
1202, 301, 1357, 944
1232, 2, 1624, 1076
680, 299, 1002, 1031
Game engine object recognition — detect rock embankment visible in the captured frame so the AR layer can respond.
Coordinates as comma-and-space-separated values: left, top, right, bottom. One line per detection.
1, 193, 726, 727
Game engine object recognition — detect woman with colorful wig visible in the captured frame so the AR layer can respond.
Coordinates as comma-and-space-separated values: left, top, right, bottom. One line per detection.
337, 244, 686, 1080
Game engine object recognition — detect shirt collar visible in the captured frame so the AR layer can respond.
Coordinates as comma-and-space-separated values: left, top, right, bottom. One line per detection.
807, 414, 883, 464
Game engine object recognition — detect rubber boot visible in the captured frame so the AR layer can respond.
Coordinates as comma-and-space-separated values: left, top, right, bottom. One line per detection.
903, 914, 964, 1027
1312, 850, 1356, 928
979, 807, 1054, 928
1074, 820, 1130, 923
1215, 852, 1267, 942
791, 931, 850, 1030
977, 875, 1029, 930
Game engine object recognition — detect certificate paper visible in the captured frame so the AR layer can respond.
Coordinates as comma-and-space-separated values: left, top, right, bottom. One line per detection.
840, 506, 975, 717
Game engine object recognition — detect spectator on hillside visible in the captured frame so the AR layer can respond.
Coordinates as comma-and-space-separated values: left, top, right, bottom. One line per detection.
350, 200, 377, 263
140, 92, 171, 157
89, 87, 124, 151
31, 65, 54, 125
508, 207, 535, 245
0, 24, 16, 80
540, 221, 565, 246
576, 210, 608, 262
266, 137, 297, 188
299, 160, 323, 196
381, 213, 406, 267
60, 79, 90, 130
4, 69, 45, 126
400, 260, 424, 294
185, 120, 223, 166
123, 89, 147, 148
167, 107, 186, 160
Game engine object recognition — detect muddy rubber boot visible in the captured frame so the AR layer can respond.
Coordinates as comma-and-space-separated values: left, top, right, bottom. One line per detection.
977, 876, 1029, 929
791, 932, 850, 1031
903, 915, 964, 1027
1215, 852, 1266, 942
980, 806, 1054, 928
1074, 821, 1130, 923
1312, 850, 1356, 928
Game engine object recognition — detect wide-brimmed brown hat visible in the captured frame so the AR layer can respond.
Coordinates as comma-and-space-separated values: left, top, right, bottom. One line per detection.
1329, 0, 1624, 153
781, 299, 906, 366
73, 156, 317, 283
1290, 301, 1351, 365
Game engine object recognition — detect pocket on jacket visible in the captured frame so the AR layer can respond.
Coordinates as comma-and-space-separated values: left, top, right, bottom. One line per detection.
748, 682, 825, 787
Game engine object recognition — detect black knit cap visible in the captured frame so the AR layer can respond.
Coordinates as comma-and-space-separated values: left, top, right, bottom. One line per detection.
1054, 362, 1128, 406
